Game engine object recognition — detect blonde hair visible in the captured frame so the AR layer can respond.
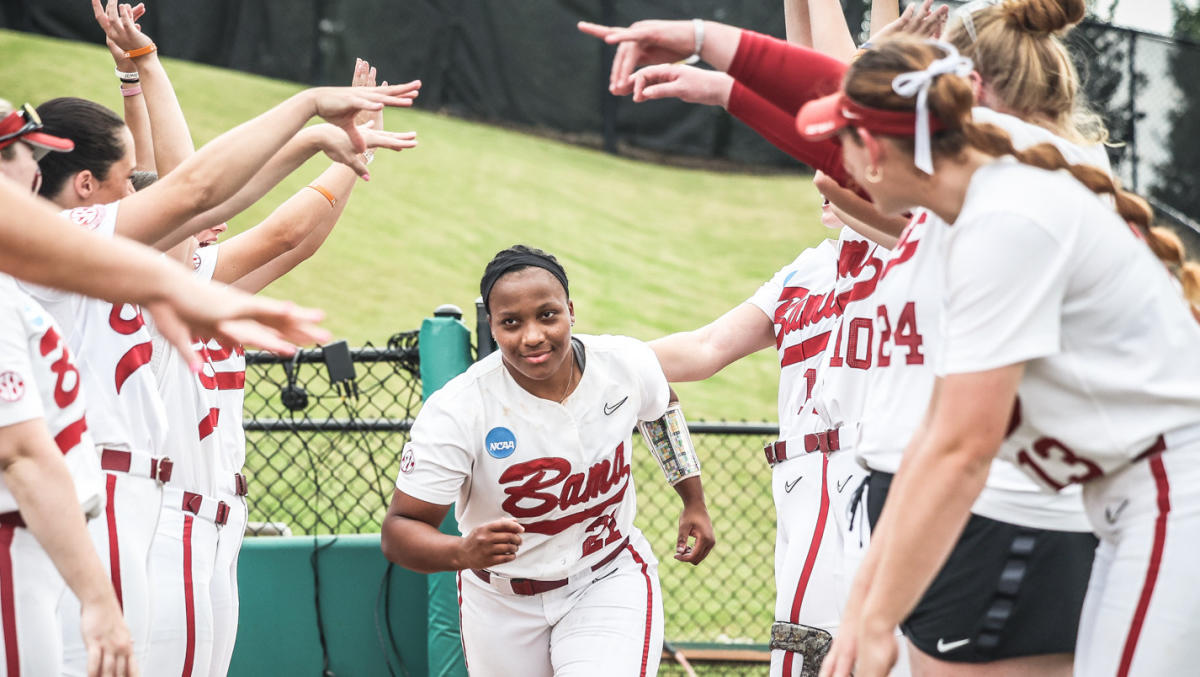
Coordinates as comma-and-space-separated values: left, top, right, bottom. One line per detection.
945, 0, 1107, 145
844, 38, 1200, 312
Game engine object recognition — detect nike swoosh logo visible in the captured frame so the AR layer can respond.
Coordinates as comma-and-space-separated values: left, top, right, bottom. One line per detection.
937, 638, 970, 653
784, 476, 802, 493
836, 475, 853, 493
603, 396, 628, 416
1105, 498, 1129, 525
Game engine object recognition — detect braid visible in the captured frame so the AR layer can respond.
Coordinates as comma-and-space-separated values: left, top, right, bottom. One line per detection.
962, 119, 1200, 310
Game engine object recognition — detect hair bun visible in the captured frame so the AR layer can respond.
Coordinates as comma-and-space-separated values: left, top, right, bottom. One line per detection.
1003, 0, 1085, 34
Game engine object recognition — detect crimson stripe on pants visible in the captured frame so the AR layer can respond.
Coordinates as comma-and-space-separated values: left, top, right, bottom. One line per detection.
1117, 454, 1171, 677
0, 525, 18, 675
182, 515, 196, 677
783, 453, 830, 676
456, 572, 468, 671
624, 543, 654, 677
105, 474, 123, 608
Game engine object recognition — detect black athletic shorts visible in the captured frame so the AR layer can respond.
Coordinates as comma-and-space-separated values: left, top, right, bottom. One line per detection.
865, 471, 1098, 663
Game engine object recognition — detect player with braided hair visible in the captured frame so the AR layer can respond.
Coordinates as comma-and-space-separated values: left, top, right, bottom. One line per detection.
796, 37, 1200, 677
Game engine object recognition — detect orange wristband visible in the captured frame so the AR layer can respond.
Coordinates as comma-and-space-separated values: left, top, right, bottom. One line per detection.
306, 184, 337, 208
124, 43, 157, 59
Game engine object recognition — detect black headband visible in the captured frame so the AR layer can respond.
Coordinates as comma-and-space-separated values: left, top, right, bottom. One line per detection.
480, 254, 570, 312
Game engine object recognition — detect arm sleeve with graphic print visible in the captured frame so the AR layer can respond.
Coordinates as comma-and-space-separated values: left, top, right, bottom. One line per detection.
394, 388, 474, 506
937, 212, 1068, 375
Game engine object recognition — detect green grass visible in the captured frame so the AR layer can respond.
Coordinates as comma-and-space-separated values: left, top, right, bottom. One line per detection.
0, 28, 831, 421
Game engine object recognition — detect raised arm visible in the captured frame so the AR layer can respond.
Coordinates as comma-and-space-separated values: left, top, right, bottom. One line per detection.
650, 303, 775, 382
114, 81, 419, 249
97, 2, 154, 171
0, 179, 329, 362
93, 0, 194, 176
217, 59, 417, 291
807, 0, 858, 61
784, 0, 813, 46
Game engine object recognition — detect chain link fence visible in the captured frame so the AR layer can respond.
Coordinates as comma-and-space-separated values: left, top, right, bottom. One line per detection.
242, 333, 779, 671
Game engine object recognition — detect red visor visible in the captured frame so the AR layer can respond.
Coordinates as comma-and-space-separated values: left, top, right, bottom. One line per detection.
796, 92, 944, 141
0, 105, 74, 157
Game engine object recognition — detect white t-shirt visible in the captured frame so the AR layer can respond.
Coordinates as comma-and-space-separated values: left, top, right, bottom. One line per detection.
0, 275, 104, 514
852, 111, 1112, 531
15, 202, 168, 458
395, 334, 669, 580
939, 159, 1200, 488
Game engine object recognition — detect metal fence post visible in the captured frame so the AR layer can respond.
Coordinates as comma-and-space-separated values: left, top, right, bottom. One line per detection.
418, 304, 471, 677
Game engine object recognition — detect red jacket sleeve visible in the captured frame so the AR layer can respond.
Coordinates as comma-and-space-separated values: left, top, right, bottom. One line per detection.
728, 30, 847, 117
727, 81, 851, 186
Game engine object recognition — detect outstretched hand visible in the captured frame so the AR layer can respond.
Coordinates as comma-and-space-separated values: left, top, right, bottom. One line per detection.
145, 282, 331, 369
578, 20, 698, 95
872, 0, 950, 43
631, 64, 734, 107
93, 0, 152, 56
460, 519, 525, 570
309, 82, 421, 173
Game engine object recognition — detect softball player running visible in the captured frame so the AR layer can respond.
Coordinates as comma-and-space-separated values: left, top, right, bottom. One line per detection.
796, 37, 1200, 677
383, 246, 714, 677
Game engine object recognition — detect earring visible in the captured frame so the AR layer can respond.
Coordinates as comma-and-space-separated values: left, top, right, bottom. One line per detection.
865, 165, 883, 184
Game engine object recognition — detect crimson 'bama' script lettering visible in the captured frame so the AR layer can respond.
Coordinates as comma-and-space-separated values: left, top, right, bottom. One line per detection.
499, 443, 630, 535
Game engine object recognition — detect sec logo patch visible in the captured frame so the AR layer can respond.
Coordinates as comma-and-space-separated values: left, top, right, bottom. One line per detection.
0, 372, 25, 402
485, 427, 516, 459
68, 204, 105, 231
399, 445, 416, 474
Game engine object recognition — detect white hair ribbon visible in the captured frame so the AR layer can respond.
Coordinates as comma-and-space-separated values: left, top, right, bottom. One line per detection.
890, 41, 974, 175
953, 0, 1003, 43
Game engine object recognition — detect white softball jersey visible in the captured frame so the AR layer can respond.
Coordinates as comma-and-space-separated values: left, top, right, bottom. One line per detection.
0, 275, 104, 513
746, 237, 840, 437
14, 202, 168, 458
192, 245, 250, 486
395, 333, 669, 581
145, 244, 225, 495
937, 158, 1200, 484
851, 110, 1113, 532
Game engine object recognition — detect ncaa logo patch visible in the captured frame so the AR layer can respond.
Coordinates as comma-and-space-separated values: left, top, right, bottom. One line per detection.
485, 427, 516, 459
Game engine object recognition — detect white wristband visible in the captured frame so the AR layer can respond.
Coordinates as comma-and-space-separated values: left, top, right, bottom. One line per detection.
115, 67, 139, 82
684, 18, 705, 65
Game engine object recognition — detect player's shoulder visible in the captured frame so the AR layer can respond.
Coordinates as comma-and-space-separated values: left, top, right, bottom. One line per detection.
59, 200, 121, 237
961, 159, 1084, 224
771, 239, 839, 285
423, 352, 503, 411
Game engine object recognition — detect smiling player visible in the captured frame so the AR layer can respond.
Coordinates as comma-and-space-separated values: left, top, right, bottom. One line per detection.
382, 245, 715, 677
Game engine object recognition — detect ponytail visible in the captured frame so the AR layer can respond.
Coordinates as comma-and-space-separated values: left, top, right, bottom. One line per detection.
962, 120, 1200, 311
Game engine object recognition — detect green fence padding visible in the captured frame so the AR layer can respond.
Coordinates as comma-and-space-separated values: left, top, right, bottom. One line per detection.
418, 311, 472, 677
230, 534, 429, 677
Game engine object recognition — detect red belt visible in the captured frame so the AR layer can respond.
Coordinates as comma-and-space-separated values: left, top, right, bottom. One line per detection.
471, 536, 630, 596
233, 472, 248, 497
0, 512, 24, 529
182, 491, 230, 526
764, 429, 841, 466
100, 448, 173, 483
